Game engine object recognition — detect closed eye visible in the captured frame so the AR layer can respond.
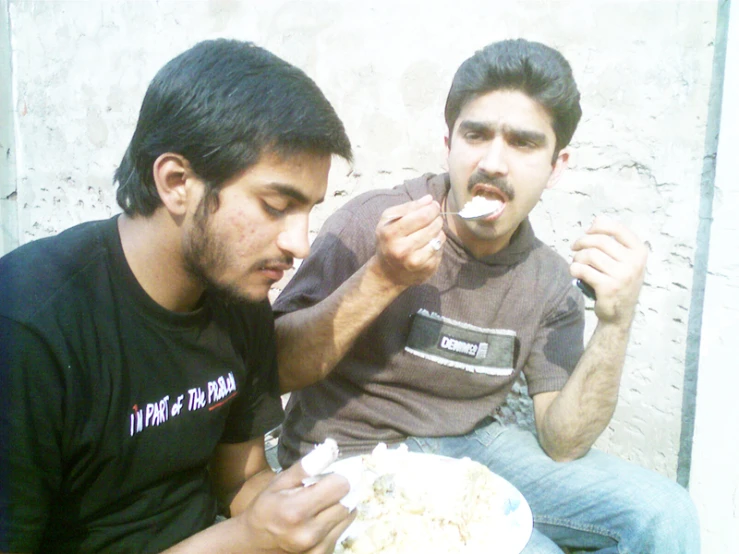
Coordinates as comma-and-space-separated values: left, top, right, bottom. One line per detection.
262, 199, 290, 218
259, 183, 323, 219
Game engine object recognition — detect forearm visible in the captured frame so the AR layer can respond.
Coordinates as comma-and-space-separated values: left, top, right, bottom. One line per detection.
537, 321, 630, 461
227, 468, 275, 517
161, 469, 276, 553
276, 256, 407, 392
160, 516, 259, 554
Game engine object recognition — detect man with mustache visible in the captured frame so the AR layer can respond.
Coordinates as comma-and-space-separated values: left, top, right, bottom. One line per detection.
273, 39, 699, 552
0, 40, 355, 553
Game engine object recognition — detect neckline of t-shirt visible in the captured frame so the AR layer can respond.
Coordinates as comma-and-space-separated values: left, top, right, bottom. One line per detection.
104, 215, 212, 331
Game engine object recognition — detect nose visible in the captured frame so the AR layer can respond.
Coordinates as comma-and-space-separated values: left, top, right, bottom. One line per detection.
276, 212, 311, 260
477, 137, 508, 176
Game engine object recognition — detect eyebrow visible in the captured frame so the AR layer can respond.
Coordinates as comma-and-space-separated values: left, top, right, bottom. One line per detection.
457, 120, 493, 135
263, 183, 325, 206
457, 120, 548, 146
508, 128, 548, 146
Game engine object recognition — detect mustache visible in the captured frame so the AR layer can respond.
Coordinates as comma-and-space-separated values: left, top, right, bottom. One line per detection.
467, 173, 515, 200
257, 257, 295, 271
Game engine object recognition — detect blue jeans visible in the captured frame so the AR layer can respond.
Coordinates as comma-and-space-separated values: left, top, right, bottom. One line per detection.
404, 420, 700, 553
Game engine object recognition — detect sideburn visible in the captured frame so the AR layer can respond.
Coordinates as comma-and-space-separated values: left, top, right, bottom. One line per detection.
183, 188, 224, 288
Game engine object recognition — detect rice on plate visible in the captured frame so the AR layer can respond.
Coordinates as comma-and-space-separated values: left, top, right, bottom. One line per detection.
328, 443, 532, 554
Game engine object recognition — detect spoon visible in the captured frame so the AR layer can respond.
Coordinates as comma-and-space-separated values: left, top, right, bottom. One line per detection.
385, 209, 497, 225
385, 198, 503, 225
440, 208, 500, 220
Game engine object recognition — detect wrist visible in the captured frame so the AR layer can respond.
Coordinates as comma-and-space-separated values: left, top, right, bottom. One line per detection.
593, 318, 633, 342
364, 256, 412, 295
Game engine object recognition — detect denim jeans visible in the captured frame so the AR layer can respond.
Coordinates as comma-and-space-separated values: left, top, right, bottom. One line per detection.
404, 420, 700, 553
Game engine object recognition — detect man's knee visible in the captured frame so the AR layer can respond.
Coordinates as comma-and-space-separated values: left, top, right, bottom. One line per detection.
631, 480, 700, 551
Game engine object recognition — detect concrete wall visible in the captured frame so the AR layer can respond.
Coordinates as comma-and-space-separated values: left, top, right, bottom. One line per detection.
3, 0, 730, 541
0, 0, 17, 255
689, 0, 739, 550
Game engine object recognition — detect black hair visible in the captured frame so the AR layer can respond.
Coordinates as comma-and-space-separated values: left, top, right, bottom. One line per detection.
444, 39, 582, 154
115, 39, 352, 216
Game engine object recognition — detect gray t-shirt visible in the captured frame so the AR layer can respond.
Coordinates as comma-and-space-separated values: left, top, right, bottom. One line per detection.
274, 173, 584, 466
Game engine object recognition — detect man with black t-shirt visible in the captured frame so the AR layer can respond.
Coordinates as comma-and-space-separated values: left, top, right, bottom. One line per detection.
0, 40, 354, 553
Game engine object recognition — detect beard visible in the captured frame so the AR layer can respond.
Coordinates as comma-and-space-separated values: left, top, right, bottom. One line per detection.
182, 198, 263, 306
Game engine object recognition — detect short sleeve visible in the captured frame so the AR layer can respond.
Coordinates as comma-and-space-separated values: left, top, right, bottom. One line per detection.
273, 208, 377, 317
218, 301, 284, 444
523, 283, 585, 395
0, 317, 64, 552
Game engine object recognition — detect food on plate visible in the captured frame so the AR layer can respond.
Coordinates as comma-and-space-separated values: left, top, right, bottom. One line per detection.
333, 443, 523, 554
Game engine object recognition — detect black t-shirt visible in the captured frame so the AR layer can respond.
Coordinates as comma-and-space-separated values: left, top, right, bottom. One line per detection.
0, 217, 284, 553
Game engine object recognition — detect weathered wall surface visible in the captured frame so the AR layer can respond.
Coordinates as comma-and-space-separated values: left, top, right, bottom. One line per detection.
0, 0, 16, 254
5, 0, 719, 482
690, 1, 739, 550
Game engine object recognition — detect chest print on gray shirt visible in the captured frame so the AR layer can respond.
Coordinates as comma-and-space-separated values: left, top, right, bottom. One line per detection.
405, 309, 516, 376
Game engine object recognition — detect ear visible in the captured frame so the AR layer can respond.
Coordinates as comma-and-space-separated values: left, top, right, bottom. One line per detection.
442, 133, 452, 172
545, 148, 570, 190
152, 153, 197, 216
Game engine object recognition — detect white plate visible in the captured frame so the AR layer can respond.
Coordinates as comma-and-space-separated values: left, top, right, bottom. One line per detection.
327, 450, 533, 554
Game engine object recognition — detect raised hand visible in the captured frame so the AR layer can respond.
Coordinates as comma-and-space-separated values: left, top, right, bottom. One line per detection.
570, 216, 648, 327
372, 194, 445, 287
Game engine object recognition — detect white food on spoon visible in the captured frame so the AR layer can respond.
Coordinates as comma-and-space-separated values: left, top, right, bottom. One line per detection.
457, 196, 503, 219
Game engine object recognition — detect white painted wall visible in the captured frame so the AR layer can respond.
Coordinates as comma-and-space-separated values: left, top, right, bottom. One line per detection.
0, 0, 17, 255
689, 0, 739, 550
3, 0, 731, 543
